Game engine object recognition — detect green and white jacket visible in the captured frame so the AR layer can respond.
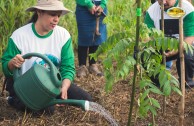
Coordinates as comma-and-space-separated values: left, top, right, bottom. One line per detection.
76, 0, 107, 9
2, 23, 75, 82
144, 0, 194, 37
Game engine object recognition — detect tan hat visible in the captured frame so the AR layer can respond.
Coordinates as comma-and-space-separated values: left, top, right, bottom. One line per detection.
26, 0, 72, 15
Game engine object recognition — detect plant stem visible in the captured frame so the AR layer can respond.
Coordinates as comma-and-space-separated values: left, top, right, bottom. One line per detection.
160, 0, 167, 117
127, 0, 141, 125
152, 114, 155, 126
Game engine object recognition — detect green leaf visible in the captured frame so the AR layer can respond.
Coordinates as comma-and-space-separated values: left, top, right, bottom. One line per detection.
150, 98, 161, 109
149, 87, 164, 95
159, 70, 167, 87
153, 65, 161, 77
141, 98, 150, 107
122, 65, 129, 75
140, 89, 150, 101
139, 79, 151, 89
169, 74, 180, 87
163, 80, 171, 96
149, 105, 157, 116
172, 86, 182, 96
103, 57, 113, 69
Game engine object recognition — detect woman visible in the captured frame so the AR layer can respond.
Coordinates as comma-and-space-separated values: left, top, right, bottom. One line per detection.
75, 0, 108, 77
2, 0, 92, 114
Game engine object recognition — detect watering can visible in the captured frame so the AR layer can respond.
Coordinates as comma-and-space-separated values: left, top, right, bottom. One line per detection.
13, 53, 89, 111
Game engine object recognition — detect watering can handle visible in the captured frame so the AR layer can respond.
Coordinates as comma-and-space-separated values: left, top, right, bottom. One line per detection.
13, 53, 61, 87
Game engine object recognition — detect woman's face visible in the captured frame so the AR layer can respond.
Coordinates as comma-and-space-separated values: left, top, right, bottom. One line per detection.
158, 0, 176, 11
37, 10, 62, 33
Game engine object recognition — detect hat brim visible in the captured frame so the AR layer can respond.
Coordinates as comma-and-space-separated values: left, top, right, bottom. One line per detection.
26, 6, 72, 15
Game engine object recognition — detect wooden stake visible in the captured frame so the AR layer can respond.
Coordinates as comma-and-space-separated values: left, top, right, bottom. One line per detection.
178, 0, 185, 126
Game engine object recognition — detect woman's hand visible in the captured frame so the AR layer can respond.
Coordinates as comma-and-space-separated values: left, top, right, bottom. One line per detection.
61, 79, 71, 99
89, 5, 96, 15
95, 6, 103, 15
164, 50, 178, 57
8, 54, 25, 71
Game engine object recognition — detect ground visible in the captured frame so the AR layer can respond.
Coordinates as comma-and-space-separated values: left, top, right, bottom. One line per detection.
0, 60, 194, 126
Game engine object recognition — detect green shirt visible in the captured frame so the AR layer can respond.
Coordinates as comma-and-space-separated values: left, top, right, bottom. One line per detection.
76, 0, 108, 9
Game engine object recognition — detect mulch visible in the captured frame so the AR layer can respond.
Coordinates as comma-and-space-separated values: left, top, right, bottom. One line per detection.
0, 61, 194, 126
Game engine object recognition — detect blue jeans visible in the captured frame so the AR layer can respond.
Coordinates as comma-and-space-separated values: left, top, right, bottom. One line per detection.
166, 61, 173, 70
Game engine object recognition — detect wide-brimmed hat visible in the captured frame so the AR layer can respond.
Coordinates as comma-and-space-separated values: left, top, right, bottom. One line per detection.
26, 0, 72, 15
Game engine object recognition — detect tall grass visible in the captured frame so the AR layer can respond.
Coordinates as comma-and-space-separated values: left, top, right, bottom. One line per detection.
0, 0, 36, 58
0, 0, 150, 72
59, 0, 77, 48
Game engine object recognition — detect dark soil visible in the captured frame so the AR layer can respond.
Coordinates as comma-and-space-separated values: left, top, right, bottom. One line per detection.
0, 60, 194, 126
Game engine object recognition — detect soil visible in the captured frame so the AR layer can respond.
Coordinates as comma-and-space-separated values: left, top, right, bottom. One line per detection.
0, 60, 194, 126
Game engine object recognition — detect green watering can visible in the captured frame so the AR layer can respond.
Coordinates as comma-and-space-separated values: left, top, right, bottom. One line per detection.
13, 53, 89, 111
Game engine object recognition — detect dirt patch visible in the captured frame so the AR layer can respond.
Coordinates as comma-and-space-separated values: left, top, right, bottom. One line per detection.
0, 61, 194, 126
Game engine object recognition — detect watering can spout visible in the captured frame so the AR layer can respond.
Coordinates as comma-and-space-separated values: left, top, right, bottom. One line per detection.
47, 99, 90, 111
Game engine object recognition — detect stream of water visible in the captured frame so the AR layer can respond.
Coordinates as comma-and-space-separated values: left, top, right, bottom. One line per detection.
89, 102, 119, 126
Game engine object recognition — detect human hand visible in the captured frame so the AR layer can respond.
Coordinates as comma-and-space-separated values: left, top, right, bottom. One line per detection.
89, 5, 96, 15
60, 79, 71, 99
8, 54, 25, 71
95, 6, 103, 15
164, 50, 178, 57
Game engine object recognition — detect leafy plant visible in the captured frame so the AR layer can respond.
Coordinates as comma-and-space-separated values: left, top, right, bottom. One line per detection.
60, 0, 77, 49
0, 0, 36, 59
91, 0, 193, 125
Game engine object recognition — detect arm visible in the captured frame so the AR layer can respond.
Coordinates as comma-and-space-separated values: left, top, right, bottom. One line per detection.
95, 0, 108, 15
100, 0, 107, 9
76, 0, 94, 9
1, 38, 23, 77
60, 38, 75, 99
60, 38, 75, 82
183, 12, 194, 45
144, 11, 155, 29
76, 0, 108, 14
76, 0, 107, 9
76, 0, 96, 14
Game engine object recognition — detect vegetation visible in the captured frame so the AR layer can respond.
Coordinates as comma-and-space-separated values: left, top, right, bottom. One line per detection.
92, 0, 193, 125
0, 0, 194, 125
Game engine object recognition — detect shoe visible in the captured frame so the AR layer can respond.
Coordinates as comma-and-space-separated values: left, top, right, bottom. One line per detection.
33, 106, 55, 116
186, 80, 194, 89
76, 65, 88, 78
7, 96, 26, 111
89, 64, 103, 76
7, 96, 14, 106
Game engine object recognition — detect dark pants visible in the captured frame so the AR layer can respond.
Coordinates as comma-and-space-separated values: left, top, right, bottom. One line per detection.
149, 49, 194, 87
78, 45, 98, 66
5, 78, 92, 112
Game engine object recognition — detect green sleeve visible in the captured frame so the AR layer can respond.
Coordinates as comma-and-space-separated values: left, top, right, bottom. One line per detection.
144, 11, 155, 29
100, 0, 108, 9
76, 0, 107, 9
183, 11, 194, 37
1, 38, 21, 77
76, 0, 94, 9
60, 38, 75, 82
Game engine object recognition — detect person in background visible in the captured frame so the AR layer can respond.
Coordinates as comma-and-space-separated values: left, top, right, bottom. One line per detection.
150, 0, 173, 71
1, 0, 92, 114
75, 0, 108, 78
144, 0, 194, 87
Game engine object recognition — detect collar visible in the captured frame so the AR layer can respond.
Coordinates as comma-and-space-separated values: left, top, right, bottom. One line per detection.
32, 23, 53, 38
